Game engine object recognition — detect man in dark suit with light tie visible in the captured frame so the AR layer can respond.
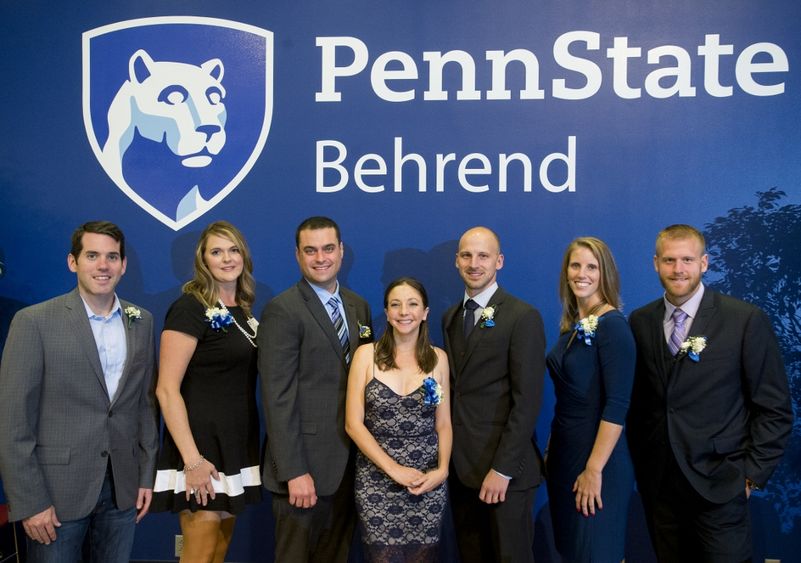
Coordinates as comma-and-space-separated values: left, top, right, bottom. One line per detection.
0, 221, 159, 563
442, 226, 545, 563
627, 224, 793, 562
259, 216, 372, 562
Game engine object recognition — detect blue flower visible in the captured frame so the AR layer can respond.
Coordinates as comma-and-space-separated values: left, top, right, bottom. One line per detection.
422, 377, 443, 406
205, 306, 233, 332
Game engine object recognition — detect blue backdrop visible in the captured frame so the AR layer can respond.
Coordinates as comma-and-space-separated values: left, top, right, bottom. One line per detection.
1, 1, 799, 561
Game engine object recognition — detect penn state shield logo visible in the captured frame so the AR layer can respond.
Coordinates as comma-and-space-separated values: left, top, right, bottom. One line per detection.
83, 17, 273, 230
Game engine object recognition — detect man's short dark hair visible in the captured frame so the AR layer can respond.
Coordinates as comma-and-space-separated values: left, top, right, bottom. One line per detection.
295, 216, 341, 248
70, 221, 126, 261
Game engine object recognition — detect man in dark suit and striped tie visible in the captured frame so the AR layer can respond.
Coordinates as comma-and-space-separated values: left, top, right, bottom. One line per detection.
259, 216, 372, 563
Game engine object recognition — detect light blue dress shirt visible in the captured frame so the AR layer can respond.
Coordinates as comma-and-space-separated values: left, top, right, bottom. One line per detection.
81, 295, 127, 401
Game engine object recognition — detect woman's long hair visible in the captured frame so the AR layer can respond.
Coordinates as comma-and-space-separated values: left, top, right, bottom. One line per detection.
374, 277, 438, 373
183, 221, 256, 316
558, 237, 621, 333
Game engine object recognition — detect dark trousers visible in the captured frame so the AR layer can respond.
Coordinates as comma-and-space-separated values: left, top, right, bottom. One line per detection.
271, 464, 356, 563
449, 475, 535, 563
641, 453, 752, 563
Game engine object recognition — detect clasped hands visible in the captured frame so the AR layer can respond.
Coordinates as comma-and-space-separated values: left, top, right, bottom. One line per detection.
390, 464, 448, 496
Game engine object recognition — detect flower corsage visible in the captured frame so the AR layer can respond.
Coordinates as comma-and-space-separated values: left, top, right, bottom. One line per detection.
205, 305, 233, 332
479, 306, 496, 328
679, 336, 707, 362
123, 306, 142, 329
358, 321, 372, 339
422, 377, 443, 406
575, 314, 599, 345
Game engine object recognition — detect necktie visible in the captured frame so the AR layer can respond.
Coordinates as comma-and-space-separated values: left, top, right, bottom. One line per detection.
463, 299, 479, 339
668, 308, 688, 356
328, 297, 351, 363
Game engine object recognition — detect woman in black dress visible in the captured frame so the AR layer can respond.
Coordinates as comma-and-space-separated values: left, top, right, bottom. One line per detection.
545, 237, 635, 562
346, 277, 452, 562
151, 221, 261, 562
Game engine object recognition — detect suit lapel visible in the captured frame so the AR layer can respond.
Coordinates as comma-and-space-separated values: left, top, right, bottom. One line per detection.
686, 290, 716, 340
298, 280, 346, 367
648, 301, 671, 388
111, 299, 136, 407
459, 288, 505, 374
670, 290, 717, 385
66, 289, 110, 399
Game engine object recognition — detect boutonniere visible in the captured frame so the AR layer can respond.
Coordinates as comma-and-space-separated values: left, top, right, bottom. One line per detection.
479, 306, 496, 328
575, 314, 599, 345
358, 321, 371, 339
205, 306, 234, 332
679, 336, 707, 362
124, 306, 141, 329
422, 377, 443, 406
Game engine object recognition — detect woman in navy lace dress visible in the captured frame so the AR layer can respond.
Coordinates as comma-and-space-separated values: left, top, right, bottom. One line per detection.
545, 237, 635, 562
346, 277, 452, 562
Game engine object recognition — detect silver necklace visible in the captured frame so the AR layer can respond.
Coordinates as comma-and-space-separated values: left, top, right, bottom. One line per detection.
219, 300, 258, 348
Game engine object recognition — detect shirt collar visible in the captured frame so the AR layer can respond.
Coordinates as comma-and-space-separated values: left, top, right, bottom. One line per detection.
309, 279, 342, 305
663, 282, 705, 322
463, 282, 498, 309
80, 294, 123, 320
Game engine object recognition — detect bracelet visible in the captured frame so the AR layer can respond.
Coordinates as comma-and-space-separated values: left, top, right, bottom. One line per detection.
184, 455, 205, 472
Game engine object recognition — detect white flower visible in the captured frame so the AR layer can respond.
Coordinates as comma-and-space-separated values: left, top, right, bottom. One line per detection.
124, 306, 142, 328
124, 306, 141, 319
579, 314, 599, 336
680, 336, 707, 362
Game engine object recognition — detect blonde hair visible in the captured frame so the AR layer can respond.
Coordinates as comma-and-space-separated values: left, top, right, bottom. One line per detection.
558, 237, 621, 333
655, 224, 706, 256
183, 221, 256, 316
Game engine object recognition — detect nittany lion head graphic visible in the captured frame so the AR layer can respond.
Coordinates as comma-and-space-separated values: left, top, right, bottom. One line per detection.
83, 18, 273, 230
102, 49, 227, 173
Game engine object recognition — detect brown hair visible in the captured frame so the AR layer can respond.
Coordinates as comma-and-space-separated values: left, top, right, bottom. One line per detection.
295, 216, 341, 248
558, 237, 621, 333
183, 221, 256, 316
374, 277, 438, 373
70, 221, 125, 261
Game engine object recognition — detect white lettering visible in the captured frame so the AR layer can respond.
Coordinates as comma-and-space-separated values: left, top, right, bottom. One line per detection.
552, 31, 602, 100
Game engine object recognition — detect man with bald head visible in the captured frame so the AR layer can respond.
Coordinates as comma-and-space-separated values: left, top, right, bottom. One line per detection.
442, 226, 546, 563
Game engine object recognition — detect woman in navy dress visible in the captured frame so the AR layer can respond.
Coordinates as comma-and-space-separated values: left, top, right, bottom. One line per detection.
546, 237, 635, 562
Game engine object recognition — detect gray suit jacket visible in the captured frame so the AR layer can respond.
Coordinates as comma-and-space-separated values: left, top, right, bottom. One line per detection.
259, 279, 372, 496
0, 289, 159, 522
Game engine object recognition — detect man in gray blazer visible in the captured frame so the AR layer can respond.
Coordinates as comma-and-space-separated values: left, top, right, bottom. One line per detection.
0, 221, 158, 563
259, 216, 372, 563
442, 226, 545, 563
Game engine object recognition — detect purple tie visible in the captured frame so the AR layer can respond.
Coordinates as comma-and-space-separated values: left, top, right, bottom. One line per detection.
668, 308, 688, 356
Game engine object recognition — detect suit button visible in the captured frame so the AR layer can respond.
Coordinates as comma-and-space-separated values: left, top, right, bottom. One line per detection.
101, 451, 109, 457
108, 410, 113, 417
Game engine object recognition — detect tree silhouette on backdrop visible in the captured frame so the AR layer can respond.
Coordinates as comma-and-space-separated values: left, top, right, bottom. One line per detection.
704, 187, 801, 533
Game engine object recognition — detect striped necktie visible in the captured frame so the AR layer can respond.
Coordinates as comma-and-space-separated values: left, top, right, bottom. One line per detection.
668, 308, 688, 356
328, 297, 351, 363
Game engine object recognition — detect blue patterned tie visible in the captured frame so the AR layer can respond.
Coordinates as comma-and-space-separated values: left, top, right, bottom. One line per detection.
669, 308, 688, 356
328, 297, 351, 363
